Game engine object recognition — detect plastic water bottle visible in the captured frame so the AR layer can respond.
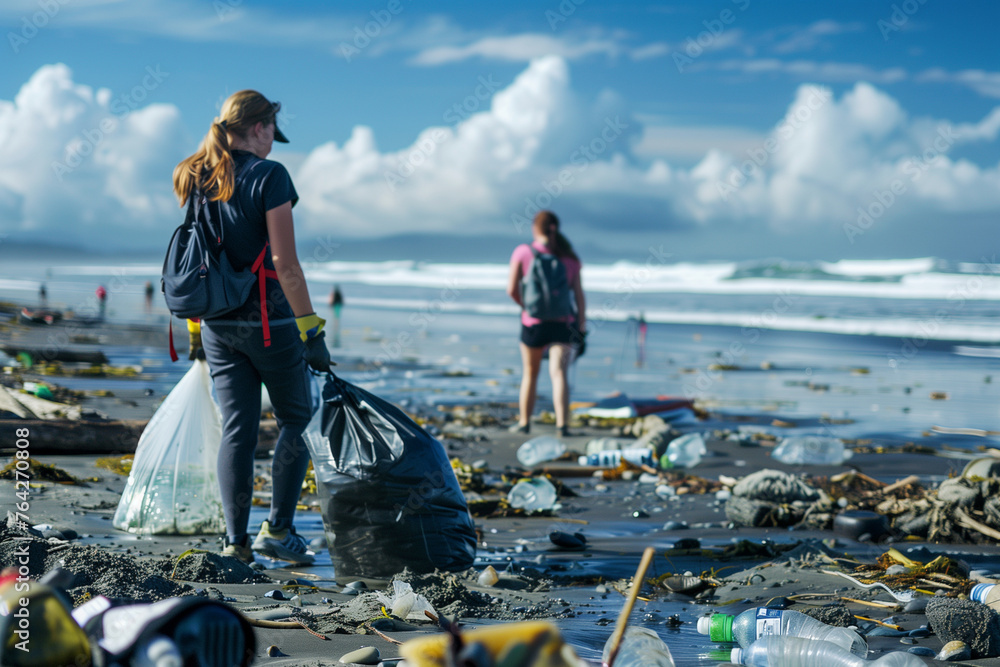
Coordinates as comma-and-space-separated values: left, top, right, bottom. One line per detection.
507, 477, 558, 511
516, 436, 566, 467
577, 448, 655, 468
971, 583, 1000, 612
697, 607, 868, 657
732, 636, 925, 666
661, 433, 706, 469
601, 627, 675, 667
585, 437, 636, 455
771, 436, 852, 465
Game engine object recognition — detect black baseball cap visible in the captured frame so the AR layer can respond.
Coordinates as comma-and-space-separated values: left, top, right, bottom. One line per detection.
269, 100, 289, 143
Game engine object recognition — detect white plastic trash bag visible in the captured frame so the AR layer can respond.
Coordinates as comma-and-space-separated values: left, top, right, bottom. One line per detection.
113, 360, 226, 534
375, 581, 436, 621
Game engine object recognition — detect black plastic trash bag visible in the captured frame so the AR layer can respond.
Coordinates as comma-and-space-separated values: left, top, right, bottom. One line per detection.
303, 372, 477, 578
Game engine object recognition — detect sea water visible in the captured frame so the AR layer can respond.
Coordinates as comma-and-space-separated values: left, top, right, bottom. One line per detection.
4, 253, 1000, 450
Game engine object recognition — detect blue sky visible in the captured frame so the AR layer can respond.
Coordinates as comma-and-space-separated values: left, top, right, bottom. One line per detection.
1, 0, 999, 261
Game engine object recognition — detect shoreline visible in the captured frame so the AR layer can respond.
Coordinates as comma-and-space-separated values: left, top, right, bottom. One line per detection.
4, 308, 1000, 664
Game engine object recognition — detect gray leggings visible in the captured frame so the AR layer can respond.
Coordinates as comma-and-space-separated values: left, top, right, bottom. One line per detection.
201, 320, 313, 543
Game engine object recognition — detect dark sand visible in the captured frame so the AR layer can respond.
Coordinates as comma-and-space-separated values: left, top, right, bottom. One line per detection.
4, 317, 1000, 665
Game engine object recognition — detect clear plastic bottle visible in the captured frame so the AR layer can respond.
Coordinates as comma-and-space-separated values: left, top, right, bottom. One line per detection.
507, 477, 558, 511
697, 607, 868, 657
971, 583, 1000, 611
661, 433, 706, 469
516, 436, 566, 467
601, 627, 676, 667
732, 636, 926, 667
578, 448, 655, 468
585, 436, 637, 455
771, 435, 852, 464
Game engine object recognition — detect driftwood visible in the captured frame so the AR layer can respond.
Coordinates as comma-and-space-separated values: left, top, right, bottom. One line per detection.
0, 418, 281, 455
2, 346, 109, 364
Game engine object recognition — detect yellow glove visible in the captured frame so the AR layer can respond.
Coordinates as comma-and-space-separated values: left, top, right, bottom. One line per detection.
296, 313, 326, 342
187, 319, 204, 361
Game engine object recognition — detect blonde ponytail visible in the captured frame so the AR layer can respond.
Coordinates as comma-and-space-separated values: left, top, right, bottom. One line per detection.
172, 89, 281, 206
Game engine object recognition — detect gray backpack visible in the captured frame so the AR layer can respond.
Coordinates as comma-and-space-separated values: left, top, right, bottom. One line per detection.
521, 246, 573, 320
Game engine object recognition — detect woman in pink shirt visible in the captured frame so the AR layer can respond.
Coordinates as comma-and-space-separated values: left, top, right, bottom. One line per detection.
506, 211, 587, 437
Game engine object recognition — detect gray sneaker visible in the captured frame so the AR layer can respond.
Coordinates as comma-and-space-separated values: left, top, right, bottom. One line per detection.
251, 521, 315, 565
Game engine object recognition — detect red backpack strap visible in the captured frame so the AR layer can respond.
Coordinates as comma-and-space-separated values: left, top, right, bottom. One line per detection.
168, 319, 179, 362
251, 243, 279, 347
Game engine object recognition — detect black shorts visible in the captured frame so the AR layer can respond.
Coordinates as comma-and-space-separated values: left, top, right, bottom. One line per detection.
521, 321, 574, 348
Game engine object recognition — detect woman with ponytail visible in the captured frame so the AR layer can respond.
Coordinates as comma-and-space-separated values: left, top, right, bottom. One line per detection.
506, 210, 587, 438
172, 90, 331, 565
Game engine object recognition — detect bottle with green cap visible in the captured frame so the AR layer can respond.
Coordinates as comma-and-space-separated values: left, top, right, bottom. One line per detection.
731, 635, 924, 667
697, 607, 868, 657
660, 433, 706, 469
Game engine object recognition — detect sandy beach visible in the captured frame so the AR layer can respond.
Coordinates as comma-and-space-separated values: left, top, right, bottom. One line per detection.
4, 312, 1000, 666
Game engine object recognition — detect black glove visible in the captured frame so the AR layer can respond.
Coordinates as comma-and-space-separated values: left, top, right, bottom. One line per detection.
573, 329, 588, 359
303, 330, 333, 372
187, 322, 205, 361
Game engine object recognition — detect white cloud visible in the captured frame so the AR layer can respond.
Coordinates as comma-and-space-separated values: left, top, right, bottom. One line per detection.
2, 58, 1000, 256
0, 64, 186, 248
410, 33, 623, 65
771, 20, 866, 54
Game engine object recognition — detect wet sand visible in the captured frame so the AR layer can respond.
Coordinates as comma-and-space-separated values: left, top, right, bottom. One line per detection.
4, 316, 1000, 665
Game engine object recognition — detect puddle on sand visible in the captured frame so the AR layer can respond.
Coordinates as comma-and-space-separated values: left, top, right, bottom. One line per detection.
552, 585, 729, 665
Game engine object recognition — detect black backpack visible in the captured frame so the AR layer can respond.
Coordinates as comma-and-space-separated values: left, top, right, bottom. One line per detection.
161, 158, 278, 359
520, 246, 573, 320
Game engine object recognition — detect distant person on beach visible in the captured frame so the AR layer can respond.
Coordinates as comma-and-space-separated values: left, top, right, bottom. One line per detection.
144, 280, 154, 311
506, 210, 586, 437
172, 89, 332, 565
38, 283, 47, 307
327, 284, 344, 347
96, 284, 107, 320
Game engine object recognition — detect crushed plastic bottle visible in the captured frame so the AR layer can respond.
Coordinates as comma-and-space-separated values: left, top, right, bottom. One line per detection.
771, 435, 852, 465
578, 448, 655, 468
602, 627, 676, 667
732, 636, 925, 666
971, 583, 1000, 612
516, 435, 566, 467
698, 607, 867, 657
585, 437, 637, 455
661, 433, 706, 469
507, 477, 558, 512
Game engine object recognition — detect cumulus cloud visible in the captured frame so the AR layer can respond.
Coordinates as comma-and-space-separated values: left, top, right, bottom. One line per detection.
2, 58, 1000, 257
296, 62, 1000, 250
0, 63, 186, 248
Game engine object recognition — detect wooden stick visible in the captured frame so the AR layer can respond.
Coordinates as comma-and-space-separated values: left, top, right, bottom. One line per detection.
605, 546, 655, 667
838, 597, 899, 609
931, 425, 1000, 437
365, 623, 403, 645
854, 615, 903, 631
955, 508, 1000, 541
880, 475, 920, 495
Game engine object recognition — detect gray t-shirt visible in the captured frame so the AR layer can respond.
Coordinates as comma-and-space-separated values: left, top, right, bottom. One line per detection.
205, 150, 299, 323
